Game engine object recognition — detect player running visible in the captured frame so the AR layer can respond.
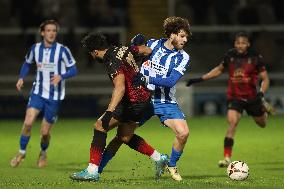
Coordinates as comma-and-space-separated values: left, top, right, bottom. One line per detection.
10, 20, 77, 168
70, 33, 168, 182
186, 31, 273, 167
98, 16, 191, 181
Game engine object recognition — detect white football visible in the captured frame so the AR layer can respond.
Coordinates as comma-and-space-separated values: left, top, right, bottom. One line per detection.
227, 161, 249, 181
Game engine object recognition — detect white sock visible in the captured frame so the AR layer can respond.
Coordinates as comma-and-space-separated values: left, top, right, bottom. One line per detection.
150, 150, 161, 161
19, 149, 26, 155
87, 163, 98, 174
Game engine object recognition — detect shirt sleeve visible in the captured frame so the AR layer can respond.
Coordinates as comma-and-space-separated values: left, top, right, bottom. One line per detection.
256, 54, 266, 72
173, 52, 190, 75
62, 46, 76, 67
25, 44, 36, 64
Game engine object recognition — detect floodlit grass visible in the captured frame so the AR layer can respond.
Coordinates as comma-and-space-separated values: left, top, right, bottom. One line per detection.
0, 116, 283, 189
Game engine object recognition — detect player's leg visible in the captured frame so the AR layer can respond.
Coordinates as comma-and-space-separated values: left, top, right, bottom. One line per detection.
70, 114, 119, 181
218, 109, 242, 167
247, 97, 268, 128
164, 119, 189, 181
117, 122, 168, 178
37, 119, 52, 168
37, 99, 60, 168
10, 95, 42, 167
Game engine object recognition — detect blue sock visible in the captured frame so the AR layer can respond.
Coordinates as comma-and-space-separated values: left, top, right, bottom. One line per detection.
168, 147, 183, 167
20, 135, 30, 151
98, 150, 114, 173
41, 142, 49, 151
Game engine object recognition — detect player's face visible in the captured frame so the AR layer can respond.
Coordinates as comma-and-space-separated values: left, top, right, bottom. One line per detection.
172, 30, 188, 50
41, 24, 57, 44
234, 36, 250, 54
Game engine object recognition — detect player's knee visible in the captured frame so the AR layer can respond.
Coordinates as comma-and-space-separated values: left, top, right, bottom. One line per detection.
24, 116, 34, 128
177, 129, 189, 142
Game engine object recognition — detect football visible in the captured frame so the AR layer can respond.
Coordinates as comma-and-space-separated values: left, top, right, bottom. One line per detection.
227, 161, 249, 181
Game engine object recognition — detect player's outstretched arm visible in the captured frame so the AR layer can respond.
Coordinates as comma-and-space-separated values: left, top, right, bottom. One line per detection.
186, 63, 224, 87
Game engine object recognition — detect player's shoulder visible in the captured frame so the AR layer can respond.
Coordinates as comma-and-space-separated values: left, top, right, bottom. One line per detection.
247, 49, 262, 58
146, 38, 165, 48
225, 48, 236, 57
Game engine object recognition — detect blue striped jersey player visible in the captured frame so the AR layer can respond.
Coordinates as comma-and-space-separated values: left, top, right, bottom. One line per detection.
11, 20, 77, 168
133, 17, 191, 181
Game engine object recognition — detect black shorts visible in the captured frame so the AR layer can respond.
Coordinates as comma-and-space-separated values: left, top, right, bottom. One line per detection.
227, 98, 265, 117
113, 100, 153, 123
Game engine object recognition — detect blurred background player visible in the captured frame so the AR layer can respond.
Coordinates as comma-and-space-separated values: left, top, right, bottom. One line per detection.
186, 31, 272, 167
70, 33, 168, 182
10, 20, 77, 168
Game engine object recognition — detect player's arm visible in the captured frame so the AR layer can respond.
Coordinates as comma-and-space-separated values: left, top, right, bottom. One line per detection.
148, 69, 182, 88
16, 62, 31, 91
100, 73, 125, 130
258, 70, 270, 94
107, 73, 125, 111
131, 45, 152, 56
51, 65, 77, 86
186, 63, 225, 86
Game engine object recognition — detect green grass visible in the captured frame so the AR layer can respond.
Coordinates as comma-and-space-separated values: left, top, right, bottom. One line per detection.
0, 116, 284, 189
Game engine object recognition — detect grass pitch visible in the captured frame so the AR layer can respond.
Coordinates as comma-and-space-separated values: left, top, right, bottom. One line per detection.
0, 116, 283, 189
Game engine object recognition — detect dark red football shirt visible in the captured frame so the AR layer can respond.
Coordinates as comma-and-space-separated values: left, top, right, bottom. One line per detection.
222, 49, 266, 100
103, 46, 150, 103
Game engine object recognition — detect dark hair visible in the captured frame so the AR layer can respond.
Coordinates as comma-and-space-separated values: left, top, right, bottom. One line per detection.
81, 33, 109, 52
235, 31, 250, 41
163, 16, 191, 38
39, 20, 59, 32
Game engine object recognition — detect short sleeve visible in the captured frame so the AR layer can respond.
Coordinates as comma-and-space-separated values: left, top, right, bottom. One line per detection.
62, 46, 76, 67
173, 52, 190, 75
25, 44, 36, 64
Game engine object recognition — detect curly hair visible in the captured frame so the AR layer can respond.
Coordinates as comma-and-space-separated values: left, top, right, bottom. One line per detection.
81, 33, 109, 52
39, 20, 59, 32
163, 16, 191, 38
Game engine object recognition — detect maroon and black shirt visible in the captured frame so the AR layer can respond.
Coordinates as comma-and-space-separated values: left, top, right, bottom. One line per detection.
222, 48, 266, 101
103, 46, 150, 103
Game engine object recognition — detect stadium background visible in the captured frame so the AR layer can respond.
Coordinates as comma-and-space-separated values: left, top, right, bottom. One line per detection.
0, 0, 283, 118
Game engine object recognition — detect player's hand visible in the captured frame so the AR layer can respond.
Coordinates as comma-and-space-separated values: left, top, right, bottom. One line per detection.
131, 34, 146, 46
51, 75, 62, 86
186, 77, 204, 87
101, 111, 113, 130
133, 73, 148, 88
16, 78, 24, 91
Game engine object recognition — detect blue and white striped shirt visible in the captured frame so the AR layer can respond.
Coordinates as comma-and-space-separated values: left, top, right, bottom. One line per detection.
25, 42, 76, 100
141, 38, 190, 104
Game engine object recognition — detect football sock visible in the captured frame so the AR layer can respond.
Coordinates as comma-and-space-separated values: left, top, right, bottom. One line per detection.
40, 134, 50, 152
224, 137, 234, 158
168, 147, 183, 167
126, 134, 155, 157
89, 129, 107, 166
87, 163, 98, 174
20, 135, 30, 153
98, 149, 114, 173
150, 150, 161, 161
